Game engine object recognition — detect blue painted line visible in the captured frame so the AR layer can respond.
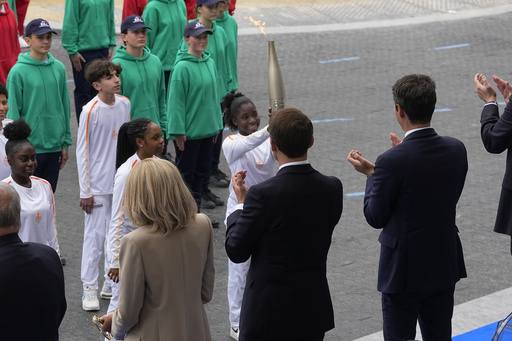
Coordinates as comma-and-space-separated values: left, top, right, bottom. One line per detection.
346, 192, 365, 197
498, 101, 506, 106
67, 79, 74, 83
434, 43, 470, 50
311, 117, 354, 123
319, 56, 360, 64
452, 321, 498, 340
434, 108, 452, 112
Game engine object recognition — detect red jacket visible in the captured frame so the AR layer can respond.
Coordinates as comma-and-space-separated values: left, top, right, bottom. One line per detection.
0, 2, 20, 85
122, 0, 147, 20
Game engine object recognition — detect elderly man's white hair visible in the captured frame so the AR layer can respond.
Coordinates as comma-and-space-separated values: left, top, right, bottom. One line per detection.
0, 182, 21, 230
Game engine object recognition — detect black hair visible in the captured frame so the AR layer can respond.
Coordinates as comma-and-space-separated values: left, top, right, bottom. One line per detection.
268, 108, 313, 158
0, 83, 7, 99
222, 92, 254, 131
116, 118, 153, 169
392, 74, 436, 124
4, 119, 33, 158
85, 59, 122, 85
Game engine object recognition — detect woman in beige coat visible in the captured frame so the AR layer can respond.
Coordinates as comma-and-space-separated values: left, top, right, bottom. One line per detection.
100, 158, 215, 340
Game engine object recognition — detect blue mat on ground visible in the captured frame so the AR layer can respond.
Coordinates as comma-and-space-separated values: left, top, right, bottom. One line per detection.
452, 322, 498, 340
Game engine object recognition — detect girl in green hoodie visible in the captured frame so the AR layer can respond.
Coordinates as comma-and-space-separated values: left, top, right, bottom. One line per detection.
167, 21, 223, 213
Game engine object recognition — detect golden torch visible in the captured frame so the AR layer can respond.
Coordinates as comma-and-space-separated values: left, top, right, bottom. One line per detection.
268, 41, 286, 112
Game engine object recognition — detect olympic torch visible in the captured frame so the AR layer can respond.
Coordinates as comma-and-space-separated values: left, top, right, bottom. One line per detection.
268, 41, 286, 112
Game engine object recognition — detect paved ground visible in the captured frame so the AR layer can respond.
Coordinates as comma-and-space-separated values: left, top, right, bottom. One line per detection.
12, 0, 512, 340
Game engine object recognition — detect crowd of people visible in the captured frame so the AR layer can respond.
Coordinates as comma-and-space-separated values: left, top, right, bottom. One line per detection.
1, 1, 512, 341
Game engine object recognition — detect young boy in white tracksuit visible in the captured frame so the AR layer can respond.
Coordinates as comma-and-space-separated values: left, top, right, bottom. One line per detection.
76, 59, 130, 311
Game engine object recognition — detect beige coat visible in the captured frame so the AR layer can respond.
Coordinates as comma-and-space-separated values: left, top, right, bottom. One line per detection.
112, 213, 215, 341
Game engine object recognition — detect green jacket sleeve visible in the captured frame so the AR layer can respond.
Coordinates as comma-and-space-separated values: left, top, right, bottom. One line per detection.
142, 5, 158, 51
60, 67, 73, 149
61, 0, 80, 56
158, 63, 167, 136
109, 0, 116, 49
5, 71, 22, 120
167, 70, 188, 139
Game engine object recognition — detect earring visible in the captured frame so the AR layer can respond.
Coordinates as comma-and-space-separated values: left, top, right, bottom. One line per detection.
140, 145, 143, 148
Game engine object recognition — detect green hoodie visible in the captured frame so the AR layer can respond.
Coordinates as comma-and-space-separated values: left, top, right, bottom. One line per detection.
216, 11, 238, 91
61, 0, 116, 56
6, 53, 72, 153
179, 20, 233, 102
142, 0, 187, 71
112, 46, 167, 135
167, 51, 223, 140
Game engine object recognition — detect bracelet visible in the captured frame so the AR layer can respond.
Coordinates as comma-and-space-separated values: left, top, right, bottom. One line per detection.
366, 173, 374, 179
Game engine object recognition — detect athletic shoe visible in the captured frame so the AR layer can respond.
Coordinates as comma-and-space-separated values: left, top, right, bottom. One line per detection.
100, 282, 112, 299
211, 169, 230, 188
203, 188, 224, 206
82, 286, 100, 311
230, 327, 239, 340
200, 197, 216, 210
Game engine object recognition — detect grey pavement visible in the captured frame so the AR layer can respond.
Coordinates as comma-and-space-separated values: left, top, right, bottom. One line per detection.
18, 0, 512, 340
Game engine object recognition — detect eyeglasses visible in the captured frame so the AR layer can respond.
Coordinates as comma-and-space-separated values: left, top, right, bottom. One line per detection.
92, 315, 113, 340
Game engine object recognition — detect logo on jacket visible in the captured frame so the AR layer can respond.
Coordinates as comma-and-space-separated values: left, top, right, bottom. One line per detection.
112, 129, 118, 138
35, 210, 42, 222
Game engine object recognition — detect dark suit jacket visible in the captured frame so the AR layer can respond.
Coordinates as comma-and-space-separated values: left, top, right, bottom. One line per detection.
364, 128, 467, 294
481, 100, 512, 235
0, 233, 66, 341
226, 164, 343, 340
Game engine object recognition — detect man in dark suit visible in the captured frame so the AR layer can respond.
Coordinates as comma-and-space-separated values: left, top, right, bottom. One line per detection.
225, 107, 343, 341
474, 73, 512, 254
347, 74, 467, 341
0, 182, 67, 341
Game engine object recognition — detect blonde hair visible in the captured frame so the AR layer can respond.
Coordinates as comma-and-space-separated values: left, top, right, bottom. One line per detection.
125, 158, 197, 234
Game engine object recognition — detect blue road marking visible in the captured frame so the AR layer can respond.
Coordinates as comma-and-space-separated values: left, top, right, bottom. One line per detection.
319, 56, 360, 64
434, 108, 452, 112
434, 43, 470, 50
311, 117, 354, 123
346, 192, 365, 197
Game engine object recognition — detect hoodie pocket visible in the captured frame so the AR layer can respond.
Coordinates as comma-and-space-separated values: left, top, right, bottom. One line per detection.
34, 115, 65, 149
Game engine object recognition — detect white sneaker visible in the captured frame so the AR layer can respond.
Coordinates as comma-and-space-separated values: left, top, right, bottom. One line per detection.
100, 282, 112, 299
230, 327, 239, 340
18, 36, 28, 48
82, 286, 100, 311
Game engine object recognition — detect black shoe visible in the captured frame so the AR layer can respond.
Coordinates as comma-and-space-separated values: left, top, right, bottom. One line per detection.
200, 198, 216, 210
211, 169, 230, 188
211, 220, 220, 228
60, 256, 66, 266
203, 188, 224, 206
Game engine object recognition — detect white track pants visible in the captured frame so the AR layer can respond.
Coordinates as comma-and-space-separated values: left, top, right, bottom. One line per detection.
228, 257, 251, 328
81, 194, 113, 290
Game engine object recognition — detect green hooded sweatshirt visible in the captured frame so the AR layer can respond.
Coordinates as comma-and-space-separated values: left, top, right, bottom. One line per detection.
112, 46, 167, 135
6, 53, 72, 153
61, 0, 116, 56
142, 0, 187, 72
167, 51, 223, 140
179, 20, 233, 102
216, 11, 238, 91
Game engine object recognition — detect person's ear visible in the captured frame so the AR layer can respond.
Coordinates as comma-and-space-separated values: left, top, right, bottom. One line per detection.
6, 156, 11, 166
270, 138, 277, 152
91, 81, 102, 92
24, 36, 31, 46
120, 33, 127, 43
135, 137, 144, 148
309, 136, 314, 149
395, 103, 406, 119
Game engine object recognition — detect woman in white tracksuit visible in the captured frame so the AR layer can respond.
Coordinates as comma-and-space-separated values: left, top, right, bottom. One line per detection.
221, 92, 275, 340
105, 118, 164, 334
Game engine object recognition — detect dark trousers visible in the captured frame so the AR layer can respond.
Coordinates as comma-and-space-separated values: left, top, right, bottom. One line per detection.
240, 333, 325, 341
70, 48, 109, 123
202, 129, 223, 190
34, 152, 61, 193
382, 285, 455, 341
174, 136, 214, 210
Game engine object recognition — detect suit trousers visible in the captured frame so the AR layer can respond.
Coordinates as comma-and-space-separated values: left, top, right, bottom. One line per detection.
382, 285, 455, 341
